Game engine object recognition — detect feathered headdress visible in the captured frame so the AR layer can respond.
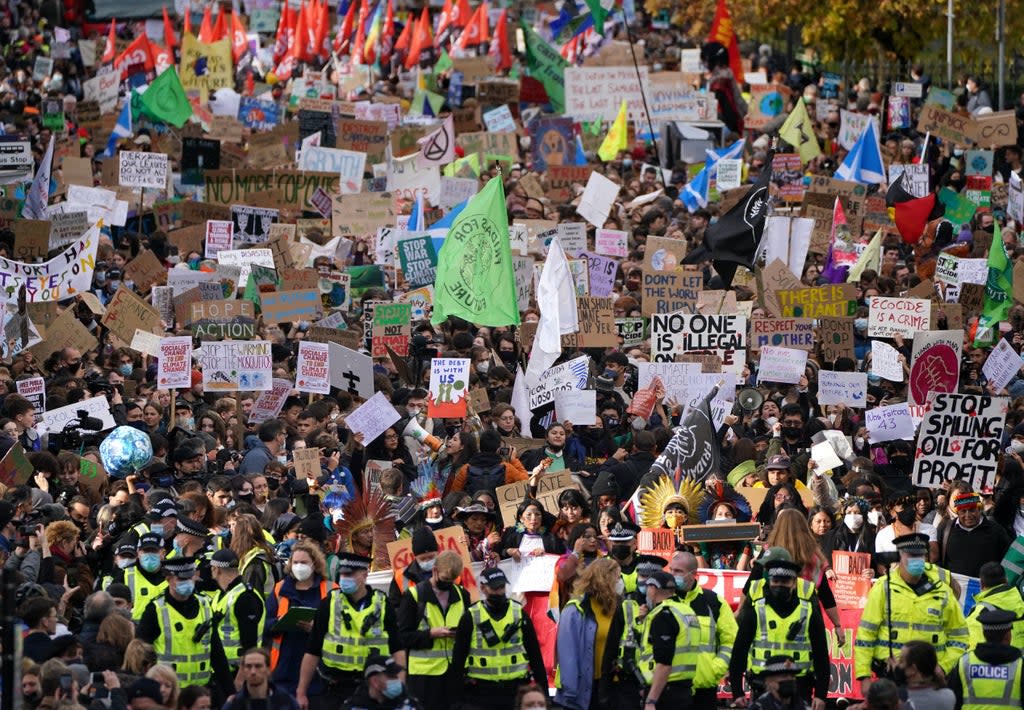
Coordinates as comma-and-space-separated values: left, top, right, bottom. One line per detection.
638, 475, 705, 530
411, 458, 445, 508
333, 488, 396, 572
698, 480, 753, 523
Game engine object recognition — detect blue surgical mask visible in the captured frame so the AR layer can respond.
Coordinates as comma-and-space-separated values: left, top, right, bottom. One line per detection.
118, 364, 133, 376
339, 577, 358, 594
905, 557, 926, 577
674, 575, 688, 590
150, 524, 164, 538
637, 582, 648, 595
867, 374, 881, 386
174, 580, 195, 597
854, 318, 868, 331
116, 557, 135, 569
140, 553, 161, 573
419, 558, 435, 572
172, 540, 183, 556
383, 679, 403, 699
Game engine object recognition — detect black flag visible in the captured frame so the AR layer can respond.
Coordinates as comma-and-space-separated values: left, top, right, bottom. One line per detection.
707, 151, 774, 287
648, 385, 721, 483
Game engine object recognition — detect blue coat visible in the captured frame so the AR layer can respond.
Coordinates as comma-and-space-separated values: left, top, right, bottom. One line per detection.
554, 596, 597, 710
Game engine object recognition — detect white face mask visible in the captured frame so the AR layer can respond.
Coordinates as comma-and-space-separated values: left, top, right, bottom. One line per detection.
614, 578, 625, 596
766, 416, 779, 427
1011, 440, 1024, 454
867, 510, 882, 526
426, 515, 443, 525
844, 513, 864, 531
291, 563, 313, 581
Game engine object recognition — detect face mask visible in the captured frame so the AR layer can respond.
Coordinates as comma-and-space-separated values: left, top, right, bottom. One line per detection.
383, 679, 403, 699
292, 563, 313, 582
150, 524, 164, 538
854, 436, 866, 450
180, 417, 195, 430
140, 553, 161, 573
118, 364, 133, 376
781, 426, 801, 439
953, 148, 964, 157
892, 666, 907, 686
867, 510, 882, 527
765, 416, 778, 427
767, 585, 792, 604
406, 407, 421, 417
622, 159, 634, 169
338, 576, 357, 594
477, 361, 490, 374
674, 574, 689, 591
776, 679, 796, 699
267, 478, 280, 491
604, 417, 619, 428
896, 508, 916, 526
173, 539, 184, 556
637, 582, 648, 595
665, 511, 685, 528
614, 578, 625, 596
610, 544, 632, 560
117, 557, 135, 569
844, 513, 863, 531
854, 317, 868, 331
905, 557, 926, 576
237, 493, 254, 504
419, 558, 435, 572
435, 579, 454, 592
426, 514, 443, 525
1012, 440, 1024, 454
485, 594, 508, 612
277, 455, 288, 465
175, 580, 195, 597
167, 255, 181, 265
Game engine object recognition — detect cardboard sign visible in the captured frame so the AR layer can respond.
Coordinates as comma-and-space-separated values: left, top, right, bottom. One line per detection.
641, 268, 702, 316
156, 336, 193, 389
27, 306, 97, 364
296, 341, 331, 394
777, 284, 859, 318
204, 170, 340, 207
248, 378, 294, 424
750, 318, 814, 351
914, 393, 1007, 492
13, 220, 50, 260
118, 151, 168, 190
196, 340, 273, 391
427, 357, 471, 418
386, 526, 479, 600
496, 471, 577, 529
260, 289, 323, 324
651, 312, 746, 373
191, 299, 255, 340
124, 249, 167, 291
101, 286, 162, 344
0, 442, 35, 487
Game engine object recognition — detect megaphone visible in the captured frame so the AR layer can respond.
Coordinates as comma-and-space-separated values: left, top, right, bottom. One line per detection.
737, 388, 764, 412
404, 417, 442, 452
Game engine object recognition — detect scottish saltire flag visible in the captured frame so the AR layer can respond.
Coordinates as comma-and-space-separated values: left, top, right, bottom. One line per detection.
834, 119, 885, 184
681, 139, 745, 212
100, 100, 133, 159
550, 0, 593, 41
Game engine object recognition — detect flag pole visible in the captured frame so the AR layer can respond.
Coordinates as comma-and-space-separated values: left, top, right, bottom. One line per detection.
622, 17, 666, 190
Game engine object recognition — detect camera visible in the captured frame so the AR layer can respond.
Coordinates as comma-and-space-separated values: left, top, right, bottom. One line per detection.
48, 408, 106, 454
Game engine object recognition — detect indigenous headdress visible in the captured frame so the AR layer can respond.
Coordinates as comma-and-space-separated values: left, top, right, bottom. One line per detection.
334, 488, 396, 572
411, 458, 446, 506
698, 480, 753, 523
638, 475, 705, 530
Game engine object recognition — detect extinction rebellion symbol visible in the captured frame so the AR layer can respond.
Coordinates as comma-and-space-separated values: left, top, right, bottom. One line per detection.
422, 127, 450, 162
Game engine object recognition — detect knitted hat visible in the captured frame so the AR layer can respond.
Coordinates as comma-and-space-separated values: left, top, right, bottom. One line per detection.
727, 460, 756, 488
411, 526, 439, 555
952, 491, 982, 511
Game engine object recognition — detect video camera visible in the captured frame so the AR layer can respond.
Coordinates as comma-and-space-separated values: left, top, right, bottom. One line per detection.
48, 409, 106, 454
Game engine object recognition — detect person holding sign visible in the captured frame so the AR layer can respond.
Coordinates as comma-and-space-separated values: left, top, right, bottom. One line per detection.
450, 567, 547, 710
296, 552, 403, 710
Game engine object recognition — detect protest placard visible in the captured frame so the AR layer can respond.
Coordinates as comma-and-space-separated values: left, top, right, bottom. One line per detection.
0, 226, 98, 303
554, 389, 597, 425
260, 289, 323, 324
914, 393, 1007, 491
231, 205, 278, 244
41, 398, 116, 435
866, 403, 916, 443
397, 235, 437, 288
48, 210, 89, 251
13, 220, 50, 260
427, 358, 471, 418
205, 220, 233, 258
371, 303, 411, 357
871, 340, 905, 382
983, 339, 1024, 392
817, 371, 868, 406
386, 526, 478, 599
196, 340, 272, 391
594, 228, 628, 258
650, 312, 746, 371
118, 151, 168, 190
248, 378, 293, 424
156, 336, 192, 389
750, 318, 814, 351
296, 341, 330, 394
617, 318, 645, 348
642, 268, 702, 316
528, 355, 591, 409
327, 342, 375, 399
777, 284, 858, 318
101, 286, 162, 345
583, 253, 618, 298
16, 376, 45, 412
868, 296, 930, 337
910, 330, 963, 405
758, 346, 808, 384
345, 391, 401, 443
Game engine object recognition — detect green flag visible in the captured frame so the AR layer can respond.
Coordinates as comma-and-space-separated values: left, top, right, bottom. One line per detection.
432, 177, 520, 327
975, 221, 1013, 346
138, 68, 193, 128
520, 20, 568, 114
584, 0, 615, 34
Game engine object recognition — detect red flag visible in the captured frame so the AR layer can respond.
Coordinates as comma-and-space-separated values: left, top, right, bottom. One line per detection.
560, 33, 578, 62
212, 7, 227, 42
151, 42, 173, 74
273, 1, 291, 63
394, 14, 413, 52
198, 5, 214, 43
302, 0, 318, 59
894, 194, 937, 244
293, 1, 310, 62
115, 33, 155, 79
454, 0, 471, 27
488, 9, 511, 70
436, 0, 453, 37
333, 0, 358, 55
454, 3, 486, 51
352, 0, 369, 64
707, 0, 744, 82
379, 0, 395, 66
404, 6, 431, 69
101, 19, 117, 64
162, 6, 177, 51
230, 10, 248, 63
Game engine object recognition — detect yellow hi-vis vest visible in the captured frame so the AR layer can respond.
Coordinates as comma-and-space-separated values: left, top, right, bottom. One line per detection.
321, 589, 389, 673
212, 581, 265, 666
748, 576, 815, 603
123, 567, 168, 622
750, 597, 813, 675
957, 651, 1023, 710
152, 596, 214, 686
639, 599, 699, 685
407, 583, 466, 676
466, 600, 529, 681
614, 598, 644, 682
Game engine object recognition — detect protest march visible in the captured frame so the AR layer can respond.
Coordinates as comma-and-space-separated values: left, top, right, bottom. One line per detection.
2, 0, 1024, 709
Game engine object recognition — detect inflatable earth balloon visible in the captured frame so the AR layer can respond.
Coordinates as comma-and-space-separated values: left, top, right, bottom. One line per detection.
99, 426, 154, 478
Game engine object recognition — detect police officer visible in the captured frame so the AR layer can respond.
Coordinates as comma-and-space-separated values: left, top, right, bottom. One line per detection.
129, 497, 178, 547
173, 515, 217, 592
856, 533, 968, 697
730, 559, 829, 709
601, 554, 667, 709
948, 608, 1024, 710
965, 561, 1024, 649
749, 656, 806, 710
209, 549, 265, 673
743, 548, 816, 605
297, 552, 403, 710
608, 522, 641, 593
398, 549, 469, 710
341, 652, 425, 710
109, 532, 167, 622
670, 551, 737, 710
450, 567, 546, 710
136, 556, 230, 691
388, 526, 439, 609
641, 570, 699, 710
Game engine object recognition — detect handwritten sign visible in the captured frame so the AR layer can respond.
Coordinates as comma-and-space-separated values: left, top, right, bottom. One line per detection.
196, 340, 273, 391
345, 391, 401, 443
983, 338, 1024, 392
750, 318, 814, 351
758, 345, 808, 384
777, 284, 858, 318
296, 340, 331, 394
913, 393, 1007, 491
817, 371, 867, 406
156, 336, 192, 389
866, 403, 915, 443
118, 151, 168, 190
428, 358, 471, 418
868, 296, 930, 338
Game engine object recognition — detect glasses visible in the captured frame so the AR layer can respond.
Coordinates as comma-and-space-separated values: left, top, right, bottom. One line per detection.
384, 433, 399, 440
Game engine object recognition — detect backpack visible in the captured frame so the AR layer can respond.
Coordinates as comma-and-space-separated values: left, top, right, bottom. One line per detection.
465, 462, 507, 494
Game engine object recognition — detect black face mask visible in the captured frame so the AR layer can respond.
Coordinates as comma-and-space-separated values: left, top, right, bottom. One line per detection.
892, 666, 907, 686
267, 478, 281, 491
767, 585, 792, 604
781, 426, 801, 439
435, 580, 454, 592
610, 544, 632, 561
776, 680, 796, 699
896, 508, 916, 526
484, 594, 508, 612
237, 493, 254, 504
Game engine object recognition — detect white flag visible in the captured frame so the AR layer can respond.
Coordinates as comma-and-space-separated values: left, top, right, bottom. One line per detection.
511, 365, 531, 424
23, 135, 54, 220
525, 239, 579, 388
416, 115, 455, 168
